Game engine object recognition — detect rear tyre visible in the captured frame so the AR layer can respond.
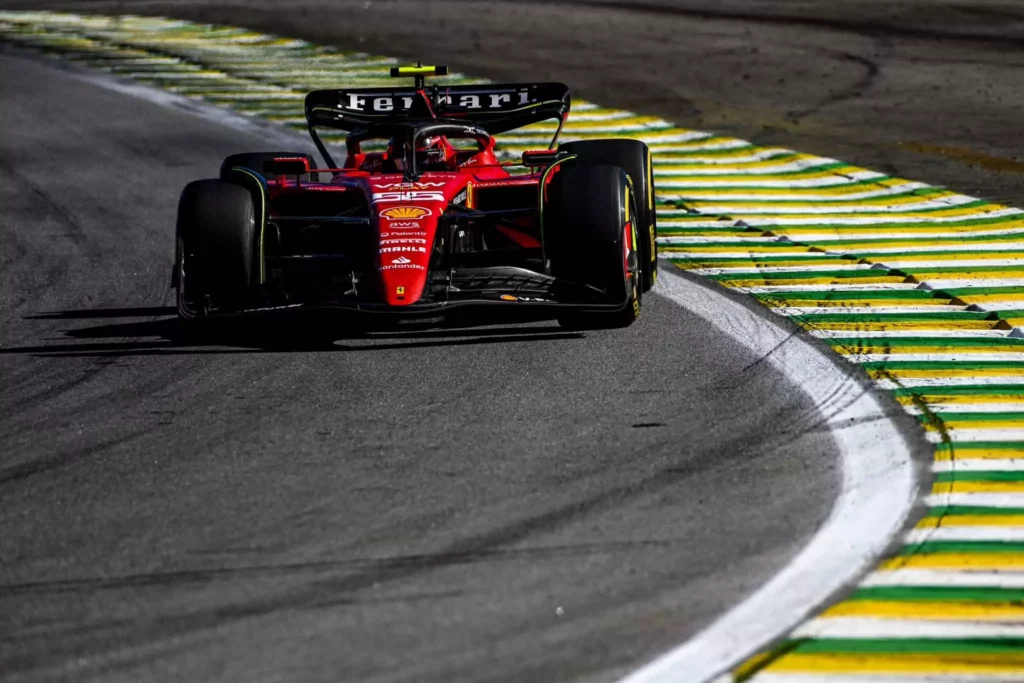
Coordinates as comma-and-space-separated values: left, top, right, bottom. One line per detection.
220, 151, 319, 182
547, 165, 641, 330
175, 179, 259, 319
559, 139, 657, 292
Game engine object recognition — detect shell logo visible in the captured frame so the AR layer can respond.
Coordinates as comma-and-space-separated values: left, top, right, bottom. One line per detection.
380, 206, 431, 220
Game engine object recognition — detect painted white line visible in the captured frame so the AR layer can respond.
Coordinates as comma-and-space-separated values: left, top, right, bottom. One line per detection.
656, 209, 1023, 226
837, 243, 1024, 255
738, 284, 920, 293
663, 253, 822, 261
930, 428, 1024, 442
648, 140, 751, 153
785, 228, 1024, 242
792, 616, 1024, 639
877, 258, 1024, 268
918, 278, 1024, 290
844, 353, 1024, 363
657, 173, 887, 189
905, 405, 1024, 416
652, 149, 794, 165
659, 236, 788, 245
924, 493, 1024, 507
970, 302, 1024, 311
772, 306, 968, 316
541, 121, 678, 134
618, 268, 918, 683
662, 182, 930, 201
683, 198, 986, 215
790, 618, 1024, 638
863, 570, 1024, 588
876, 378, 1024, 389
522, 131, 712, 144
934, 459, 1024, 470
655, 157, 843, 175
809, 330, 1011, 339
906, 527, 1024, 542
563, 110, 650, 122
692, 265, 877, 275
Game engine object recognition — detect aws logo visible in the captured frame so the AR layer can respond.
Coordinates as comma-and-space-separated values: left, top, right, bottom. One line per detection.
380, 206, 431, 220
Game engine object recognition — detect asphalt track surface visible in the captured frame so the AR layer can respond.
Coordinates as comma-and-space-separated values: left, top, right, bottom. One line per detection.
0, 53, 848, 682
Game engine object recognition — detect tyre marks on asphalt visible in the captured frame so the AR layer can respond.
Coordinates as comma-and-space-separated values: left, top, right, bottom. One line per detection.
3, 10, 1023, 682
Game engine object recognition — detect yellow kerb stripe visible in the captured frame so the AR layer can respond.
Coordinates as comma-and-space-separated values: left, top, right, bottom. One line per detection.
663, 245, 815, 254
916, 514, 1024, 527
904, 396, 1024, 406
808, 321, 1003, 332
958, 293, 1024, 303
880, 553, 1024, 570
763, 299, 955, 308
765, 652, 1024, 674
823, 599, 1024, 619
838, 344, 1024, 354
930, 480, 1024, 493
868, 367, 1024, 379
724, 276, 907, 286
934, 446, 1024, 458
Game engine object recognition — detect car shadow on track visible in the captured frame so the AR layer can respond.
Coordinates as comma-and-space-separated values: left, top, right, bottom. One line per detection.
5, 306, 583, 358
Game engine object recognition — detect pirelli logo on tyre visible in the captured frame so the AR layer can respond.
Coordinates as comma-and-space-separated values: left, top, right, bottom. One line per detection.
380, 206, 431, 220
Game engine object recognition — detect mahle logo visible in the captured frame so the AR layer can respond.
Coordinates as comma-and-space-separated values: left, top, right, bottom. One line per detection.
380, 206, 431, 220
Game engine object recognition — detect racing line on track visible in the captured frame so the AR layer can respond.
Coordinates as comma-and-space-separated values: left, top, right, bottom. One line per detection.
4, 11, 1024, 681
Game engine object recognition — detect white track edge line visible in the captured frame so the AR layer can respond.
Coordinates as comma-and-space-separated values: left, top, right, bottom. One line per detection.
618, 268, 920, 683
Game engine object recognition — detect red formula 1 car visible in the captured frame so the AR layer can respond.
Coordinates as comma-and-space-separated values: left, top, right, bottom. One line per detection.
173, 65, 657, 330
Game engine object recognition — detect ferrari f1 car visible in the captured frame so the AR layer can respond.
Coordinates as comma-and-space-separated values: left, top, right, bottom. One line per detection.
174, 65, 657, 330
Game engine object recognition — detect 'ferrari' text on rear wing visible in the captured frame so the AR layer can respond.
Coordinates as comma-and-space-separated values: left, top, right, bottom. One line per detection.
304, 83, 570, 137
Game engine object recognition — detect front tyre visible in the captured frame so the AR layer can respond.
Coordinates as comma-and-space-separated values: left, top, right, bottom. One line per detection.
175, 179, 259, 319
559, 139, 657, 292
547, 165, 641, 330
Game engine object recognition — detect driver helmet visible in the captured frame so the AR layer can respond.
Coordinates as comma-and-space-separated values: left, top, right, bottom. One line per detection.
416, 135, 456, 171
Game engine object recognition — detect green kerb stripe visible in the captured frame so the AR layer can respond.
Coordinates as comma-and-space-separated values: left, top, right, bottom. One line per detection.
895, 389, 1024, 398
850, 585, 1024, 602
828, 338, 1024, 349
926, 505, 1024, 516
862, 361, 1024, 371
934, 470, 1024, 482
899, 540, 1024, 554
792, 637, 1024, 654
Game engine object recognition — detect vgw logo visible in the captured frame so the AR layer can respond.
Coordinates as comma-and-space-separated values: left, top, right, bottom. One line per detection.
372, 182, 446, 191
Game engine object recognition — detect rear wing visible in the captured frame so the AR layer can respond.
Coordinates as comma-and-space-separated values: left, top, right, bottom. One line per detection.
304, 83, 571, 137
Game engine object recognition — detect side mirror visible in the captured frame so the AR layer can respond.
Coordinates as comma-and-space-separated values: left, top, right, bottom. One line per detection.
265, 157, 312, 176
522, 149, 567, 167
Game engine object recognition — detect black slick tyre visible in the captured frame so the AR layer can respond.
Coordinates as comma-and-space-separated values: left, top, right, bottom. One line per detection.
547, 165, 641, 330
559, 138, 657, 292
175, 179, 259, 319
